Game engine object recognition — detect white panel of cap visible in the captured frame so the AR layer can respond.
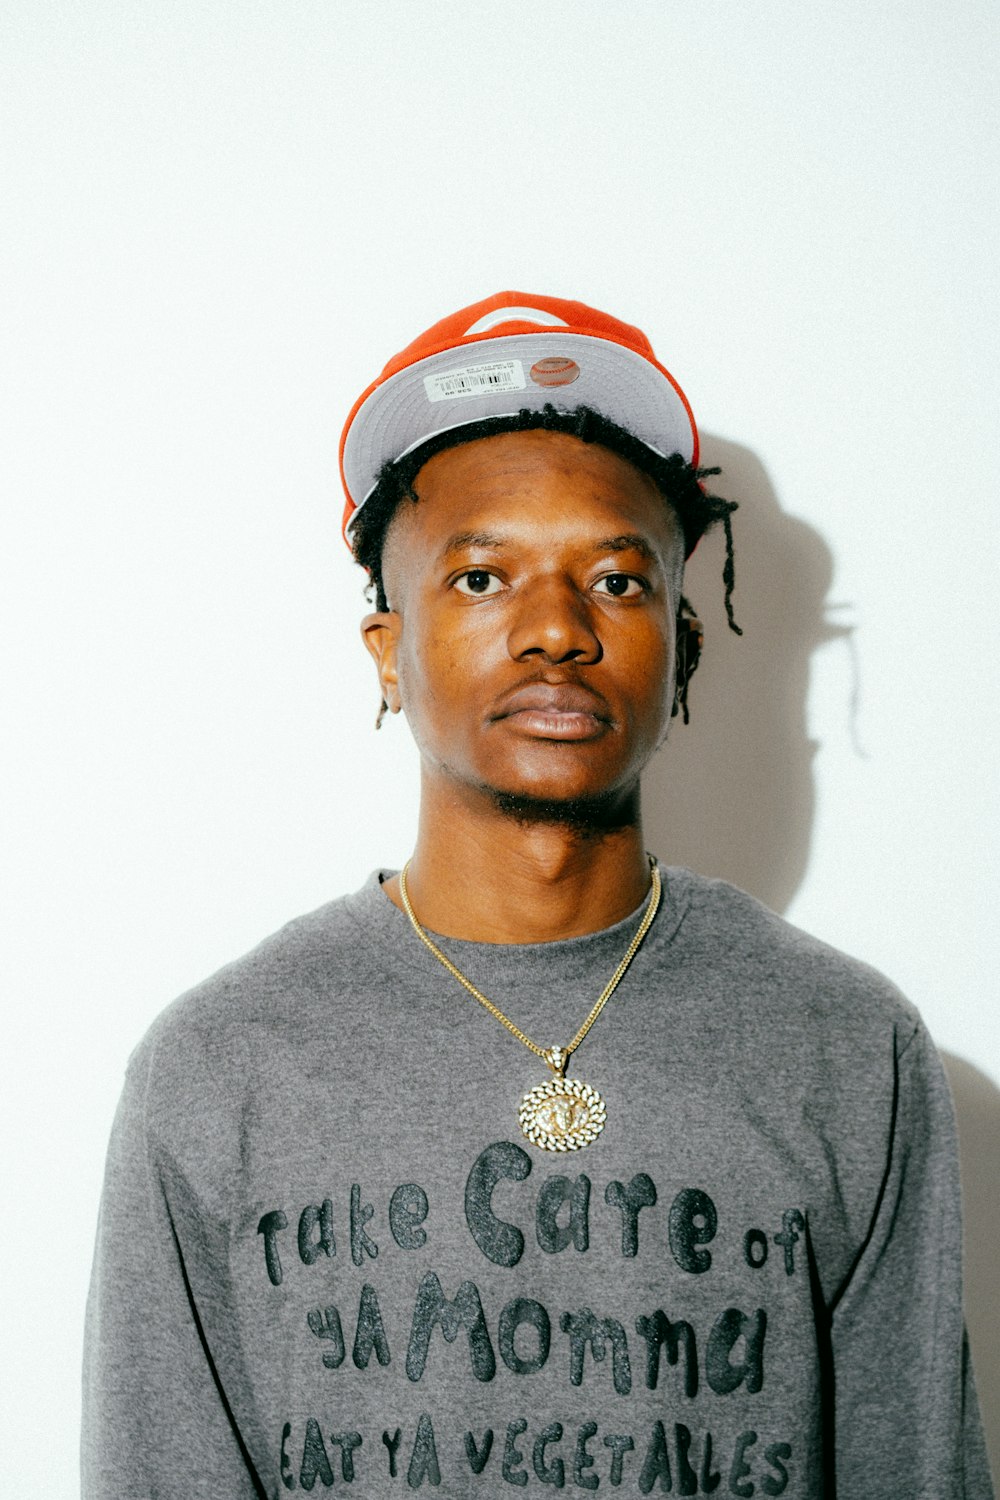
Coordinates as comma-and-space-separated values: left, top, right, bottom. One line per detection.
462, 307, 570, 335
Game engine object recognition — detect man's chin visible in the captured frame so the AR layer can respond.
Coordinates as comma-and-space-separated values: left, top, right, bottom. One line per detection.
488, 786, 639, 836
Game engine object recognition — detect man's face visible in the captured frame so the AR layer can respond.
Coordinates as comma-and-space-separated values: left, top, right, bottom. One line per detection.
365, 428, 684, 815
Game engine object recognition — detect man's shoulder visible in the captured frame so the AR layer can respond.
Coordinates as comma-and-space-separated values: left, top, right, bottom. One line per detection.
667, 866, 921, 1042
127, 877, 384, 1086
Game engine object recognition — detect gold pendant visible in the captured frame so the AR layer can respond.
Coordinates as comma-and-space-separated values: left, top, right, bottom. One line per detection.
518, 1048, 607, 1152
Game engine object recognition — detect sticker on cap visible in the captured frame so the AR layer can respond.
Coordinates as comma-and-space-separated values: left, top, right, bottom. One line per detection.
530, 356, 581, 388
424, 360, 526, 403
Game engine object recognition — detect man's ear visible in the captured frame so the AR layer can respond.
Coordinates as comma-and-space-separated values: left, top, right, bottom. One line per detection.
672, 614, 703, 723
361, 611, 403, 725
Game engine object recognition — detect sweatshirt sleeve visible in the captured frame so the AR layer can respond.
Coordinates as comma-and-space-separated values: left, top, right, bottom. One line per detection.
830, 1022, 994, 1498
82, 1038, 266, 1499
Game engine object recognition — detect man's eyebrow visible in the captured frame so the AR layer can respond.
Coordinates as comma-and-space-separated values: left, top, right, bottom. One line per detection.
596, 533, 658, 562
442, 530, 510, 556
440, 530, 660, 561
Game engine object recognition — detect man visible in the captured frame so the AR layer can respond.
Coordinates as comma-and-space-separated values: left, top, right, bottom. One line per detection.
84, 291, 993, 1497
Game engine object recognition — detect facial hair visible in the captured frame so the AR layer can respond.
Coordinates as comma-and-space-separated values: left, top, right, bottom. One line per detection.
489, 784, 640, 837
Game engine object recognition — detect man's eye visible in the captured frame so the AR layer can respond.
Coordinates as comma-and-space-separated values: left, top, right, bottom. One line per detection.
453, 569, 502, 596
594, 573, 645, 598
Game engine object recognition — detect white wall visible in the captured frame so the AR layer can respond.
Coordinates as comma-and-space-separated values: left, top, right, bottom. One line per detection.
3, 2, 998, 1489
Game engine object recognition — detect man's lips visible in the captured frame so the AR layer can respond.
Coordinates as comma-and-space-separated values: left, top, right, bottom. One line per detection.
490, 684, 612, 741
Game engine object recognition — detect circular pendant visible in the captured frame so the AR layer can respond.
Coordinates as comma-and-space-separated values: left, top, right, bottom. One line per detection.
518, 1076, 607, 1152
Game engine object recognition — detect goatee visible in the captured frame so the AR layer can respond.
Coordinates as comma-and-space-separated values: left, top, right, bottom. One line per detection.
489, 787, 638, 837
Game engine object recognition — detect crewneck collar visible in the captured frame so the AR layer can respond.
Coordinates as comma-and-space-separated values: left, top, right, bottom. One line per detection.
339, 861, 693, 991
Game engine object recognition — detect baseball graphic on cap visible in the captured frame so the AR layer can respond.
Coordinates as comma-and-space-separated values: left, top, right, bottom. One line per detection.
529, 356, 581, 387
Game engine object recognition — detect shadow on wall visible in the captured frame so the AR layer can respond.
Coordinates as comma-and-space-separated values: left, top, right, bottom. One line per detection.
942, 1053, 1000, 1486
645, 433, 846, 915
644, 436, 999, 1479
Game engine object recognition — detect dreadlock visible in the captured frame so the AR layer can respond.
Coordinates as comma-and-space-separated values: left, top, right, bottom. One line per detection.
350, 403, 741, 723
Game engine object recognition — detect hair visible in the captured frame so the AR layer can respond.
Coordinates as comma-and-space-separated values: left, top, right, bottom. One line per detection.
350, 403, 741, 723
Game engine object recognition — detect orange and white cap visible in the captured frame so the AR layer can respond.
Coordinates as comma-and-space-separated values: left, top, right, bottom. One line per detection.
339, 290, 699, 541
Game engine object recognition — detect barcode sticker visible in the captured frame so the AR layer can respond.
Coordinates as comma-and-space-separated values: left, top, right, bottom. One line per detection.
423, 360, 526, 403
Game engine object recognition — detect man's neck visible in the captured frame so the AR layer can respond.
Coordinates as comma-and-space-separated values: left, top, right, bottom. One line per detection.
382, 775, 653, 943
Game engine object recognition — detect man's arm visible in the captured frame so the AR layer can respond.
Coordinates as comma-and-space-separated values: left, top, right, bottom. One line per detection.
831, 1022, 994, 1497
82, 1042, 266, 1499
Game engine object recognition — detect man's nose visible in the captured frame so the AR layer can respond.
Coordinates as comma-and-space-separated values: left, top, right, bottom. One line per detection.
506, 576, 603, 665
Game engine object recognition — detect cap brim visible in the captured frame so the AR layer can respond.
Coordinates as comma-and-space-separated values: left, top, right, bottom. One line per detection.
342, 331, 697, 533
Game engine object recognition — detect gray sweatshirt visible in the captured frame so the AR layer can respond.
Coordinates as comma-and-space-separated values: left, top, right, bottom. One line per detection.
83, 866, 994, 1497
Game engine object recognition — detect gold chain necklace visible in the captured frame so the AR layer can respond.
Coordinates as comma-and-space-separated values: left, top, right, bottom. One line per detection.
398, 856, 662, 1152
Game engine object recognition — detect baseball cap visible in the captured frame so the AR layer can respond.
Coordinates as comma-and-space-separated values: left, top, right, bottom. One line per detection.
339, 290, 699, 543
